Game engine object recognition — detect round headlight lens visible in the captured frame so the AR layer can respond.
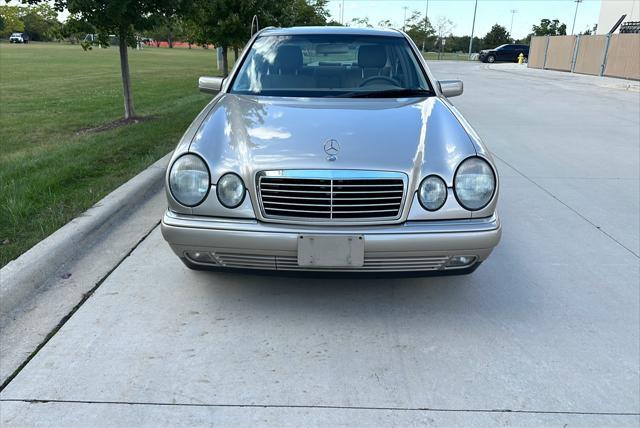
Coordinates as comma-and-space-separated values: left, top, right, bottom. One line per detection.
217, 173, 246, 208
169, 154, 210, 207
454, 157, 496, 210
418, 175, 447, 211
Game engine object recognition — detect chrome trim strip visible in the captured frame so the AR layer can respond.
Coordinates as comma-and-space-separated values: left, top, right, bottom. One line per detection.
163, 210, 499, 235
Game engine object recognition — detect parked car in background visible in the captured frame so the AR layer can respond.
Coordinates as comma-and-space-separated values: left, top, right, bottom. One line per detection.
9, 33, 29, 44
161, 26, 501, 275
479, 44, 529, 63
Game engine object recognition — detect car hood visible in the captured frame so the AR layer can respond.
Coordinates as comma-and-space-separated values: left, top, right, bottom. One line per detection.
189, 94, 477, 188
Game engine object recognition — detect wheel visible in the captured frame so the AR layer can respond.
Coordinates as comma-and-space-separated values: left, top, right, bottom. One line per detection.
487, 55, 495, 63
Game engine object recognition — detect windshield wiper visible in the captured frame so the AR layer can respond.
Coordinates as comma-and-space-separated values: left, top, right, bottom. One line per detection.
336, 88, 432, 98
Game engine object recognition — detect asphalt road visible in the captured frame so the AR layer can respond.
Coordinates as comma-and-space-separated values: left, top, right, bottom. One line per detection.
1, 62, 639, 427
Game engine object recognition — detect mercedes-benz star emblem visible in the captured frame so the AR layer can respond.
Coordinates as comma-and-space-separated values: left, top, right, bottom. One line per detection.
324, 139, 340, 161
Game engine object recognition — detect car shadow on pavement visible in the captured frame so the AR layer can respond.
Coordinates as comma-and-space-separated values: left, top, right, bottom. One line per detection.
185, 243, 534, 324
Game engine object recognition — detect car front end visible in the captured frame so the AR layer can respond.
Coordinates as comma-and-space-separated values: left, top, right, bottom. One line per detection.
161, 27, 501, 275
9, 33, 24, 43
478, 50, 488, 61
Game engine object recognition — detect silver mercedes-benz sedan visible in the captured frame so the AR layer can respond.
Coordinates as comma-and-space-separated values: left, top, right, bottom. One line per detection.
161, 26, 501, 274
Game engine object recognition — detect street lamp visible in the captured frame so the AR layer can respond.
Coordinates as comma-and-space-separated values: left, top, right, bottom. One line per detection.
468, 0, 478, 59
571, 0, 583, 35
510, 9, 518, 36
403, 6, 409, 32
422, 0, 430, 52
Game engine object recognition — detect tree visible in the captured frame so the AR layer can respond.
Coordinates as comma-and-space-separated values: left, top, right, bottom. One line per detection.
483, 24, 511, 48
59, 14, 95, 44
189, 0, 331, 76
531, 19, 567, 37
579, 23, 597, 36
21, 0, 193, 120
433, 17, 454, 58
20, 4, 61, 41
404, 11, 435, 51
350, 17, 372, 28
377, 19, 393, 28
0, 5, 25, 37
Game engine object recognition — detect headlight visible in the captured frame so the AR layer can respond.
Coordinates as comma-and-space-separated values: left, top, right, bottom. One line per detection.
418, 175, 447, 211
168, 154, 210, 207
454, 157, 496, 210
217, 173, 246, 208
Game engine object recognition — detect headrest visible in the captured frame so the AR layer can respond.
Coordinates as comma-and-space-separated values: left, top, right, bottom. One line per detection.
358, 45, 387, 68
274, 45, 303, 73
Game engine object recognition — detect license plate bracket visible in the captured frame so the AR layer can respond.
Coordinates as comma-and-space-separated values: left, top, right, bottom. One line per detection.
297, 235, 364, 267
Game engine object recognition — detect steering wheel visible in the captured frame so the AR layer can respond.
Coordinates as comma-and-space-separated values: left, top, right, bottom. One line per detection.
359, 75, 400, 87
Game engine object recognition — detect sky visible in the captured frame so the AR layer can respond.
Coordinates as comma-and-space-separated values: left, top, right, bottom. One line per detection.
326, 0, 602, 39
7, 0, 602, 41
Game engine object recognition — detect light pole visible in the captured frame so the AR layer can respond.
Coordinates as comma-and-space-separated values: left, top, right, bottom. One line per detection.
422, 0, 429, 52
571, 0, 583, 35
510, 9, 518, 37
468, 0, 478, 59
403, 6, 409, 32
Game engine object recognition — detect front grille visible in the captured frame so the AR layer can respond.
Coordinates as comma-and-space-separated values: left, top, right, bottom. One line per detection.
210, 252, 450, 272
258, 171, 406, 221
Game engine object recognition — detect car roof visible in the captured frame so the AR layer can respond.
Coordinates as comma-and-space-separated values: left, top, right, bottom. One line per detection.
259, 26, 404, 38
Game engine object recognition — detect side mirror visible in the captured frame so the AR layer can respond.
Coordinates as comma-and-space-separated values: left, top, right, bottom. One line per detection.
438, 80, 463, 98
199, 76, 224, 95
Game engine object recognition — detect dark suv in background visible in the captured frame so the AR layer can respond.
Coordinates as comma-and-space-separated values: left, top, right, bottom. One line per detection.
479, 44, 529, 63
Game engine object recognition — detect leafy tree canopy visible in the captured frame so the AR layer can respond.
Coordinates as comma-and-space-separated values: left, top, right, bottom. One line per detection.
0, 5, 26, 36
531, 18, 567, 37
189, 0, 332, 75
404, 10, 435, 51
483, 23, 511, 48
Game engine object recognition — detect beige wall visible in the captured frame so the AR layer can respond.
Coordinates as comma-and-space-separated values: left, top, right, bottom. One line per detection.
523, 33, 639, 80
604, 34, 640, 80
574, 35, 607, 76
528, 36, 547, 69
545, 36, 577, 71
598, 0, 640, 34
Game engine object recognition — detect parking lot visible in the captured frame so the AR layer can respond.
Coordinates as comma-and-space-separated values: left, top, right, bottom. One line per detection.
1, 62, 638, 426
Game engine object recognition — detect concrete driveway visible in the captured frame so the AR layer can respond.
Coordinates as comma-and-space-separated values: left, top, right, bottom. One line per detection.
1, 62, 638, 427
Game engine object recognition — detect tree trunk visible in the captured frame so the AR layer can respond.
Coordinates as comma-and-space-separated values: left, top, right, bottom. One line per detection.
233, 46, 239, 65
118, 27, 136, 119
168, 30, 173, 48
222, 46, 229, 77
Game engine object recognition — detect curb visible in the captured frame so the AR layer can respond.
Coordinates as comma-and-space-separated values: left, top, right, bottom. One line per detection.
0, 153, 171, 316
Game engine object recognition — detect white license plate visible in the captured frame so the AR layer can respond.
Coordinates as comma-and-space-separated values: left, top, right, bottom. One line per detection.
297, 235, 364, 267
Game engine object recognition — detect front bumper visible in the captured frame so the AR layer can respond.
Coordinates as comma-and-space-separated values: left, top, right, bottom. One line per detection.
161, 210, 501, 273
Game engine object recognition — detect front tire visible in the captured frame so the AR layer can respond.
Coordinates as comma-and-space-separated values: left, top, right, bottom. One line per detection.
487, 55, 495, 63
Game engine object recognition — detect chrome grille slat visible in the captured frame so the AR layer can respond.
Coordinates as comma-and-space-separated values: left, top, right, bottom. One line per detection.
258, 170, 406, 221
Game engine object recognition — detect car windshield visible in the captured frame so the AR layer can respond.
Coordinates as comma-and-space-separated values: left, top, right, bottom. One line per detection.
230, 34, 431, 98
11, 33, 22, 37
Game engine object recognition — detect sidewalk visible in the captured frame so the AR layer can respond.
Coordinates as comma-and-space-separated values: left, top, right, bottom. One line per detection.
487, 62, 640, 92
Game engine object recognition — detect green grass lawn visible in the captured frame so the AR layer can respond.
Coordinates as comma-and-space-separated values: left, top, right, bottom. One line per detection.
0, 42, 225, 267
423, 52, 472, 61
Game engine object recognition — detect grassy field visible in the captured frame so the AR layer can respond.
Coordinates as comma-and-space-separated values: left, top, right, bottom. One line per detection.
0, 42, 225, 267
424, 52, 472, 61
